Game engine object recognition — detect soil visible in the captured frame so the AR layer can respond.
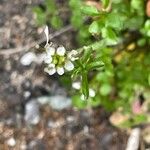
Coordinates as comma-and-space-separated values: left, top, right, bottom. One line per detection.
0, 0, 129, 149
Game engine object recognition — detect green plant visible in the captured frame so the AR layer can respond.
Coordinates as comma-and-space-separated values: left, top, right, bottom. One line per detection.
35, 0, 150, 128
33, 0, 63, 29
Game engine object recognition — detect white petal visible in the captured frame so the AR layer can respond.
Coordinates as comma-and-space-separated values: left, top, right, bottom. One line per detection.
44, 26, 49, 46
44, 64, 56, 75
48, 68, 56, 75
48, 63, 55, 68
68, 50, 78, 61
64, 61, 74, 71
44, 55, 52, 64
56, 46, 66, 56
89, 89, 96, 97
80, 94, 85, 101
46, 46, 55, 56
57, 67, 64, 75
72, 82, 81, 90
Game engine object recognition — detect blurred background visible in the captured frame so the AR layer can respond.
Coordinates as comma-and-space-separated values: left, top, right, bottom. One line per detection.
0, 0, 150, 149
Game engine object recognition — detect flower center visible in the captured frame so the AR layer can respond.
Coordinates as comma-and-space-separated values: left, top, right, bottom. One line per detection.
52, 55, 65, 66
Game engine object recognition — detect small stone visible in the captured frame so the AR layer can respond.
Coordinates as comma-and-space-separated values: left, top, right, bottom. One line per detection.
23, 91, 31, 98
37, 95, 71, 110
7, 137, 16, 147
37, 96, 50, 105
20, 52, 37, 66
49, 95, 72, 110
24, 100, 40, 125
143, 126, 150, 144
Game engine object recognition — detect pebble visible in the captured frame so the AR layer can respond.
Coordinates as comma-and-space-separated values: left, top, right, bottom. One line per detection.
37, 95, 72, 110
20, 52, 37, 66
24, 100, 40, 125
7, 137, 16, 147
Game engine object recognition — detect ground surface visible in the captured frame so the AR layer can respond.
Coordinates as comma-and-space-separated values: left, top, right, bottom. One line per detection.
0, 0, 129, 149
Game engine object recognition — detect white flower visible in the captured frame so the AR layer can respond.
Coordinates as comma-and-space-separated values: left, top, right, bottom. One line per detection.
56, 46, 66, 56
89, 89, 96, 97
80, 88, 96, 100
44, 64, 56, 75
68, 50, 78, 61
72, 82, 81, 90
44, 55, 52, 64
80, 94, 86, 101
64, 60, 74, 71
43, 27, 77, 76
46, 46, 55, 56
57, 67, 64, 75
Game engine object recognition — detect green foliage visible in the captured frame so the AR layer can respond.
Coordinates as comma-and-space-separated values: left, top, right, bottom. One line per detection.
35, 0, 150, 127
33, 0, 62, 29
69, 0, 150, 127
81, 5, 99, 16
102, 0, 110, 9
119, 114, 148, 128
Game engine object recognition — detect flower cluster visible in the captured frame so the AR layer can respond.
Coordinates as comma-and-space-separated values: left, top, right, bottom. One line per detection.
72, 81, 96, 100
43, 26, 78, 75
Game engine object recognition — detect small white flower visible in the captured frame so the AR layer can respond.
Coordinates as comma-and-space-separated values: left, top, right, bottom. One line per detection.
44, 64, 56, 75
64, 60, 74, 71
57, 67, 64, 75
89, 89, 96, 97
44, 55, 52, 64
56, 46, 66, 56
68, 50, 78, 61
80, 89, 96, 100
46, 46, 55, 56
80, 94, 86, 101
72, 82, 81, 90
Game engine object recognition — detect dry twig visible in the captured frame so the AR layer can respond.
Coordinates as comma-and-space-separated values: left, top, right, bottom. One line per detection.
0, 25, 73, 56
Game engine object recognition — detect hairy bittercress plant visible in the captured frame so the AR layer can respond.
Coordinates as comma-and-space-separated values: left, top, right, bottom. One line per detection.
38, 0, 150, 128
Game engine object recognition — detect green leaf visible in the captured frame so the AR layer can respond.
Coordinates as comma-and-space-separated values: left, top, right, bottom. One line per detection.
148, 74, 150, 86
71, 11, 83, 28
89, 97, 101, 107
131, 0, 143, 10
87, 61, 104, 70
100, 83, 112, 96
81, 71, 89, 99
102, 27, 118, 45
89, 21, 100, 34
102, 0, 110, 8
33, 7, 46, 26
81, 46, 92, 64
106, 13, 123, 30
137, 38, 146, 47
45, 0, 56, 13
81, 5, 99, 16
51, 15, 63, 29
72, 95, 87, 109
69, 0, 81, 8
120, 115, 147, 128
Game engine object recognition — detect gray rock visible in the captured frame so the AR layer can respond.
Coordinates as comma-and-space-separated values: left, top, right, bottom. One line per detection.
48, 95, 72, 110
24, 100, 40, 125
20, 52, 37, 66
37, 95, 72, 110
